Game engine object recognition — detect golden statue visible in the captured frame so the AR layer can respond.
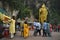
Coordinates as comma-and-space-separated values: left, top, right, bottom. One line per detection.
39, 3, 48, 23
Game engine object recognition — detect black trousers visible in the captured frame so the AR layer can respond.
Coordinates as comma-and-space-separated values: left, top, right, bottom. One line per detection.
34, 29, 41, 36
43, 29, 47, 36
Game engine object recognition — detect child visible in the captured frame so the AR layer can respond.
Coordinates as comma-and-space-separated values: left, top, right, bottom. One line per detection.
4, 27, 9, 38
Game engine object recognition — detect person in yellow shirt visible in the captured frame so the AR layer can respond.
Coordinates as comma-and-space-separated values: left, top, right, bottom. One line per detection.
9, 19, 15, 38
9, 16, 15, 38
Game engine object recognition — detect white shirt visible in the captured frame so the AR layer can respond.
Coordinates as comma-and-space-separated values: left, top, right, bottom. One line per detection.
33, 22, 41, 30
36, 22, 41, 30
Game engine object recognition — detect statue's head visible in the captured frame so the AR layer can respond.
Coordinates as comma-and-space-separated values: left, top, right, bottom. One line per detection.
42, 4, 46, 8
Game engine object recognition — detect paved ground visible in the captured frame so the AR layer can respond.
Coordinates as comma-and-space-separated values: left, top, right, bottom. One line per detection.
0, 31, 60, 40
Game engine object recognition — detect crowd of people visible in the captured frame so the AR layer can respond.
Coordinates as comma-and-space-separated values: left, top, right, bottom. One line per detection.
33, 20, 51, 37
33, 19, 60, 37
0, 18, 60, 39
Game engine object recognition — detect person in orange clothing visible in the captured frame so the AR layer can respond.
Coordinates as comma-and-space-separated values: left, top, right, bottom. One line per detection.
23, 21, 29, 38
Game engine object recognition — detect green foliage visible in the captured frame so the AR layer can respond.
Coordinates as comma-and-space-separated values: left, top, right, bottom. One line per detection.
17, 7, 30, 19
2, 0, 31, 19
1, 0, 60, 23
48, 0, 60, 24
2, 0, 24, 10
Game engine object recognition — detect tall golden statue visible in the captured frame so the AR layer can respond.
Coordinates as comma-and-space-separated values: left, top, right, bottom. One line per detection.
39, 3, 48, 23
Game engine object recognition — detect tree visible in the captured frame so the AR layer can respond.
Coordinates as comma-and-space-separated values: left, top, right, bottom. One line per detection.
1, 0, 60, 23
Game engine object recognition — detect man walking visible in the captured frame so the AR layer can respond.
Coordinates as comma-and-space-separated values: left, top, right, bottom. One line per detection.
42, 20, 47, 37
42, 20, 51, 37
33, 20, 41, 36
